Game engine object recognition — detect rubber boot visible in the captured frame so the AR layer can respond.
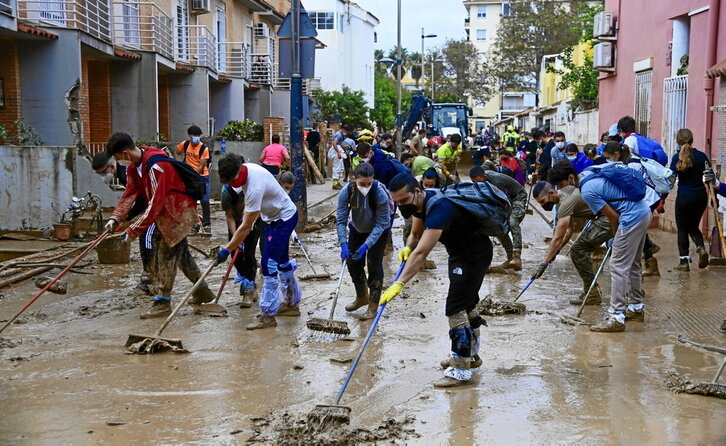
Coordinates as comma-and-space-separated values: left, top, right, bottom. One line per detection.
642, 257, 660, 277
188, 282, 215, 305
140, 299, 171, 319
136, 271, 153, 295
506, 249, 522, 271
674, 257, 690, 271
590, 312, 625, 332
332, 178, 342, 190
279, 260, 301, 308
569, 284, 602, 305
246, 313, 277, 330
697, 246, 709, 269
356, 282, 380, 321
346, 282, 369, 312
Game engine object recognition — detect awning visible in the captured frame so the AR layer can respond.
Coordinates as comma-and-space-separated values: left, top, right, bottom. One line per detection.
237, 0, 268, 12
707, 59, 726, 78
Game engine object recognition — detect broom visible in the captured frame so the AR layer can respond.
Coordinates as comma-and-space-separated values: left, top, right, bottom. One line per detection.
706, 182, 726, 265
194, 248, 241, 317
292, 231, 331, 280
306, 260, 350, 336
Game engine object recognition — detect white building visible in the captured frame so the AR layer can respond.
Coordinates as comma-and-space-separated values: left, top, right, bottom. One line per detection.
303, 0, 380, 107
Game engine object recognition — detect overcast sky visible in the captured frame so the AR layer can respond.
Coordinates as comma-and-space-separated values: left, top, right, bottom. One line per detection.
354, 0, 468, 54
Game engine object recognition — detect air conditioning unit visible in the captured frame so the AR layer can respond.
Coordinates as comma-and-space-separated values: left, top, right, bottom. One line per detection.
593, 11, 615, 38
254, 23, 269, 38
191, 0, 211, 14
593, 42, 615, 71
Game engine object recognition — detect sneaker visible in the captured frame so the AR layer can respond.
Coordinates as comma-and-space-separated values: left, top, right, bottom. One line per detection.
140, 301, 171, 319
440, 356, 483, 369
590, 317, 625, 332
625, 308, 645, 322
246, 314, 277, 330
277, 304, 301, 317
674, 257, 690, 271
433, 376, 471, 388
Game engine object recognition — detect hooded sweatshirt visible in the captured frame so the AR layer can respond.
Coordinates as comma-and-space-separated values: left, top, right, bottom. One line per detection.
336, 181, 391, 247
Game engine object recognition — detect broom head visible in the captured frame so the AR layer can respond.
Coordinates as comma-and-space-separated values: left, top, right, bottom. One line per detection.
306, 317, 351, 336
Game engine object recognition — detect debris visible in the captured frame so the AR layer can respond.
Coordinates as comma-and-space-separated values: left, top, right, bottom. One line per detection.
293, 365, 305, 370
105, 421, 127, 426
125, 338, 189, 355
477, 296, 526, 316
665, 371, 726, 399
34, 276, 67, 295
330, 358, 352, 364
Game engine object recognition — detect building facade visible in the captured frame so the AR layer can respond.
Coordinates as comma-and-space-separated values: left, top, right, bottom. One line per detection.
0, 0, 298, 150
303, 0, 378, 107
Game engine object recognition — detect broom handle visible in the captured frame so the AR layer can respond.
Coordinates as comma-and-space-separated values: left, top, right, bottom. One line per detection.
712, 356, 726, 384
512, 277, 535, 303
328, 260, 347, 319
292, 231, 317, 274
155, 260, 217, 337
0, 230, 110, 334
212, 248, 241, 305
335, 261, 406, 405
706, 183, 726, 252
576, 246, 611, 318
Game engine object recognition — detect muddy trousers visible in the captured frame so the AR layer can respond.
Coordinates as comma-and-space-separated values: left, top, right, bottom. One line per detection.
496, 194, 527, 253
201, 175, 211, 227
149, 232, 213, 301
675, 188, 708, 257
347, 226, 390, 304
609, 213, 651, 314
260, 212, 300, 316
139, 224, 155, 287
570, 216, 613, 288
229, 219, 263, 283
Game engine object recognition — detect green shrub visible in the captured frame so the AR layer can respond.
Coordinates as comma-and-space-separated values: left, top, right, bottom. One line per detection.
216, 120, 264, 142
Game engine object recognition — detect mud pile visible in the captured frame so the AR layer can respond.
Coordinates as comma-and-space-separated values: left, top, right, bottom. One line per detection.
664, 371, 726, 399
247, 410, 419, 445
477, 296, 526, 316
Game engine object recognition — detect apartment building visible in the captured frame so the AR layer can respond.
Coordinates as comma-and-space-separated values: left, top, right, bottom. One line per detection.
0, 0, 296, 150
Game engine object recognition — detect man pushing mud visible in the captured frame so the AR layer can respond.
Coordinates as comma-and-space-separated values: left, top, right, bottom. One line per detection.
380, 172, 500, 388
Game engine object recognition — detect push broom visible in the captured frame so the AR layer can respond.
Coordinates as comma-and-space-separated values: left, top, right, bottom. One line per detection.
292, 230, 331, 280
194, 248, 241, 317
306, 260, 350, 336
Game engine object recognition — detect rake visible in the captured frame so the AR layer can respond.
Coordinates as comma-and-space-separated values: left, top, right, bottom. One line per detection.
307, 260, 350, 336
292, 230, 331, 280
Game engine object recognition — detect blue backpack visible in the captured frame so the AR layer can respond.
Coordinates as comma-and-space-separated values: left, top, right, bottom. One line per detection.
579, 163, 646, 202
633, 134, 668, 166
425, 181, 512, 236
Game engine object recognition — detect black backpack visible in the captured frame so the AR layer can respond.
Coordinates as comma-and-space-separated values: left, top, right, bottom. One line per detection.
182, 140, 210, 166
145, 154, 206, 201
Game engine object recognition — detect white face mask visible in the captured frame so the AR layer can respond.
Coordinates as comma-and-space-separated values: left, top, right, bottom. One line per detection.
380, 142, 388, 149
101, 172, 114, 185
555, 141, 565, 150
357, 185, 372, 196
605, 159, 616, 164
567, 155, 577, 161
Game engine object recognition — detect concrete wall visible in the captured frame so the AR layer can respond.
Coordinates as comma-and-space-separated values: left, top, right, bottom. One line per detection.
0, 146, 75, 230
208, 141, 265, 198
210, 78, 247, 133
245, 87, 272, 123
74, 156, 124, 206
18, 29, 83, 146
169, 69, 211, 141
270, 89, 291, 123
110, 54, 160, 141
560, 107, 599, 146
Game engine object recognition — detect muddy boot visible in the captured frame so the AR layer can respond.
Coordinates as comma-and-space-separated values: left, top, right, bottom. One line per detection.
188, 282, 215, 305
697, 246, 709, 269
346, 282, 369, 312
505, 249, 522, 271
239, 278, 256, 308
674, 257, 690, 271
433, 376, 472, 388
487, 253, 512, 273
569, 285, 602, 306
642, 258, 660, 277
720, 320, 726, 333
625, 307, 645, 322
440, 355, 483, 369
650, 242, 660, 255
246, 313, 277, 330
590, 312, 625, 332
332, 178, 342, 190
277, 304, 301, 317
140, 298, 171, 319
356, 284, 381, 321
136, 272, 153, 296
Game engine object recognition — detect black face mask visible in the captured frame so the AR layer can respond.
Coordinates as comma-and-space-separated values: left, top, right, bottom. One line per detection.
399, 203, 418, 219
542, 201, 555, 211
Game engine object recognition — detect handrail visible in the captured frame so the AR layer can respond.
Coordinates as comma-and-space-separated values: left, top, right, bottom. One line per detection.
112, 1, 174, 60
177, 24, 216, 70
17, 0, 112, 42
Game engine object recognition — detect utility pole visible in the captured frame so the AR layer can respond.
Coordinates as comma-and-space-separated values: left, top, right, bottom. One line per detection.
395, 0, 402, 156
289, 0, 306, 226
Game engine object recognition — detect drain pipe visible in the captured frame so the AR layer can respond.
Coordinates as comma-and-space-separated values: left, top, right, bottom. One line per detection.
701, 0, 720, 237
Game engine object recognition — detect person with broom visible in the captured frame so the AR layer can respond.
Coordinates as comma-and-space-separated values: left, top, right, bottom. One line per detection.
380, 172, 495, 388
103, 133, 215, 319
217, 154, 301, 330
336, 163, 393, 320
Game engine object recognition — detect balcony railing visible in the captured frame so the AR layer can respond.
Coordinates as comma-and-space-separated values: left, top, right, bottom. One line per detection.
177, 24, 216, 70
112, 1, 173, 60
249, 54, 273, 84
0, 0, 13, 15
17, 0, 112, 42
217, 41, 249, 78
274, 77, 321, 96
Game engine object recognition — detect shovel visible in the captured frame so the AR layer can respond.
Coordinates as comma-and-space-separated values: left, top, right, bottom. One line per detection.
306, 260, 350, 336
292, 230, 331, 280
194, 248, 241, 317
309, 262, 406, 426
126, 260, 217, 353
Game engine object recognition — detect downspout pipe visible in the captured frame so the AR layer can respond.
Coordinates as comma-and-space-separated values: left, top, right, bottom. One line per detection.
704, 0, 720, 160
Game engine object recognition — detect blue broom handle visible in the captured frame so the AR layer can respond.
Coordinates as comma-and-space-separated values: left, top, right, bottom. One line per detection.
335, 261, 407, 405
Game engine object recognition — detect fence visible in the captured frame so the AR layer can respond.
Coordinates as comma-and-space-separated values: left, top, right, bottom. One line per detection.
112, 1, 173, 60
662, 75, 688, 157
217, 41, 249, 78
176, 24, 216, 70
18, 0, 112, 42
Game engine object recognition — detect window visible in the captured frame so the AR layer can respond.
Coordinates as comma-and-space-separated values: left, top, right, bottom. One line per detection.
476, 29, 487, 41
310, 12, 334, 30
635, 70, 653, 138
502, 3, 511, 16
477, 5, 487, 18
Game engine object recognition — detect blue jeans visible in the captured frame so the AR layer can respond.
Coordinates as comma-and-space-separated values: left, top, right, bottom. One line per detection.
261, 211, 299, 277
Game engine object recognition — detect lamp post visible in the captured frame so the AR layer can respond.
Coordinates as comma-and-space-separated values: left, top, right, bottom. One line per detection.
395, 0, 402, 156
421, 29, 436, 91
431, 56, 443, 101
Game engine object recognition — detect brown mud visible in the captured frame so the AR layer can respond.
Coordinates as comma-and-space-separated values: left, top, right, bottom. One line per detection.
1, 185, 725, 443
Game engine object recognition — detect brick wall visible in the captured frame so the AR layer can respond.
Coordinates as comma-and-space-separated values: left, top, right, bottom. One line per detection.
0, 38, 21, 142
87, 60, 111, 144
263, 116, 285, 146
80, 54, 90, 144
158, 72, 170, 140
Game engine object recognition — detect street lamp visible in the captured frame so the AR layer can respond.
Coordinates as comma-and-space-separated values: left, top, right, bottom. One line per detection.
431, 57, 443, 101
421, 29, 437, 91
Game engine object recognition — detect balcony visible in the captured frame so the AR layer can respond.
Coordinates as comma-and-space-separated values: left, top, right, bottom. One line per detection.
217, 41, 249, 78
274, 77, 322, 96
112, 1, 173, 60
249, 54, 273, 85
177, 24, 216, 70
0, 0, 13, 16
17, 0, 112, 42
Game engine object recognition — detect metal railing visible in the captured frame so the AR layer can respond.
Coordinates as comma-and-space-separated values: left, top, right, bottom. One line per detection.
17, 0, 112, 42
0, 0, 14, 15
217, 41, 249, 78
112, 1, 173, 60
662, 75, 688, 157
176, 24, 216, 70
249, 54, 273, 84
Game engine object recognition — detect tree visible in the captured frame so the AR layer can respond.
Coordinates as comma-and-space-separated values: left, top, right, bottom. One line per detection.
485, 0, 587, 99
370, 72, 397, 130
387, 46, 410, 80
436, 39, 494, 104
310, 86, 372, 129
408, 52, 422, 87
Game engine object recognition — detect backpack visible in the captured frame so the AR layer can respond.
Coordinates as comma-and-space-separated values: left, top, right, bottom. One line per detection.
425, 181, 512, 236
145, 154, 206, 201
346, 180, 395, 216
579, 163, 646, 202
182, 140, 211, 166
633, 134, 668, 166
629, 154, 676, 194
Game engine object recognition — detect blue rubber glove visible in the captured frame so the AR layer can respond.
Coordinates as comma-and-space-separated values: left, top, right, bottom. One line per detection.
606, 238, 614, 248
351, 243, 368, 262
216, 248, 230, 265
340, 243, 350, 261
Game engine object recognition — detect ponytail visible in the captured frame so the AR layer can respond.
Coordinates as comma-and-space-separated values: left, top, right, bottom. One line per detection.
675, 128, 694, 171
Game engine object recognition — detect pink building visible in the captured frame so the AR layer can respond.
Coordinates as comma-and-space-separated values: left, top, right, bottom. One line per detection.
597, 0, 725, 230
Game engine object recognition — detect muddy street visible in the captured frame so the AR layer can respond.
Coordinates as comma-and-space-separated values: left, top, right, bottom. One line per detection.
1, 194, 725, 444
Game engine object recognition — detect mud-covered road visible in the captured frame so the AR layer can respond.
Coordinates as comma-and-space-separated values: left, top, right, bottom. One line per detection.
1, 188, 725, 444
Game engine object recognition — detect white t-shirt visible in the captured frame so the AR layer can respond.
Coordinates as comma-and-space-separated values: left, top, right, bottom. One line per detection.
240, 163, 297, 223
624, 134, 639, 155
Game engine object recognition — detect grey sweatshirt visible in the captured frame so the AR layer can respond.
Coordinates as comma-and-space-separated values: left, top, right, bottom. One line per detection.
336, 181, 391, 247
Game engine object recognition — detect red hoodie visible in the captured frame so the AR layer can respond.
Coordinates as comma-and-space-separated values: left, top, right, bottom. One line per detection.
111, 147, 198, 247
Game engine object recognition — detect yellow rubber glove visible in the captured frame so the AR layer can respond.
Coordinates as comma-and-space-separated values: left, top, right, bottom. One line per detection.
397, 246, 412, 264
380, 281, 405, 305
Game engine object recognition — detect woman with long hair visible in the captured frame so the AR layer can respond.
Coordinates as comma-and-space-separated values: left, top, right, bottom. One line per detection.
669, 128, 709, 270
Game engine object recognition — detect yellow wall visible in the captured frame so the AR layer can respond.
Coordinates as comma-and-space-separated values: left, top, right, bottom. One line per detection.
540, 41, 593, 107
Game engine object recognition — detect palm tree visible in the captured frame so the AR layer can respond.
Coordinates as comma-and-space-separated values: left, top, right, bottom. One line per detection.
387, 46, 409, 80
408, 52, 422, 87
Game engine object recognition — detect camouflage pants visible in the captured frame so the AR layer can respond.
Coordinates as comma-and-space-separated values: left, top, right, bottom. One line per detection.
497, 193, 527, 253
570, 215, 613, 288
150, 232, 214, 301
